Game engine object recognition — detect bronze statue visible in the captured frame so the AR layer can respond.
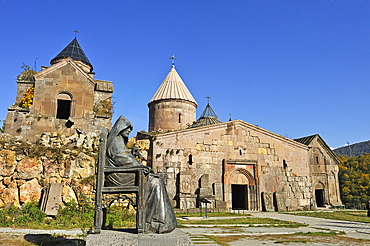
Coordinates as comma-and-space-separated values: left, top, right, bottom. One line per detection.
103, 116, 177, 233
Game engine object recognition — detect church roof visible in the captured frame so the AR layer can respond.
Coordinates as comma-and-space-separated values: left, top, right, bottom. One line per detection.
187, 103, 222, 129
50, 38, 93, 70
149, 66, 197, 105
294, 134, 318, 146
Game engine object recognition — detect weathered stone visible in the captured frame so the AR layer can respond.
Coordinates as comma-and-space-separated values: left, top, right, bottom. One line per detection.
0, 150, 17, 176
215, 200, 227, 208
59, 157, 72, 178
41, 183, 63, 216
1, 180, 19, 206
62, 185, 77, 203
19, 178, 42, 204
199, 187, 213, 197
3, 177, 11, 185
199, 174, 209, 188
274, 192, 287, 212
72, 152, 95, 179
16, 157, 42, 180
262, 192, 274, 211
179, 174, 192, 194
42, 154, 59, 177
3, 202, 14, 209
213, 183, 223, 201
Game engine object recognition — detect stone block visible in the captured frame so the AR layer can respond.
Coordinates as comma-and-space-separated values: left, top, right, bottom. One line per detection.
199, 174, 209, 188
262, 192, 274, 211
86, 228, 193, 246
213, 183, 223, 200
274, 192, 287, 212
215, 200, 227, 209
199, 187, 213, 197
179, 174, 192, 194
40, 183, 63, 216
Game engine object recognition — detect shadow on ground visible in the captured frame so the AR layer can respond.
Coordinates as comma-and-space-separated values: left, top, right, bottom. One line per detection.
24, 234, 85, 246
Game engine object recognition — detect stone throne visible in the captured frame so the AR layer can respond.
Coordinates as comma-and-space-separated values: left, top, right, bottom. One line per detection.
93, 127, 146, 234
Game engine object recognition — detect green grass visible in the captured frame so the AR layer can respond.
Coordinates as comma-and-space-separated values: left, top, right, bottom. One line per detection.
0, 201, 136, 230
175, 212, 250, 217
288, 210, 370, 223
177, 217, 306, 228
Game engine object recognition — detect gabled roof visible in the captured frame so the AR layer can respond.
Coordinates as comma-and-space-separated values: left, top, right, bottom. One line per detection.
149, 66, 197, 105
294, 134, 340, 164
187, 103, 222, 129
50, 38, 93, 70
35, 57, 95, 86
294, 134, 317, 146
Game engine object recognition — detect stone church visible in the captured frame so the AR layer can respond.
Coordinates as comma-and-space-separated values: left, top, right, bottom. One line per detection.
139, 63, 342, 211
5, 38, 113, 141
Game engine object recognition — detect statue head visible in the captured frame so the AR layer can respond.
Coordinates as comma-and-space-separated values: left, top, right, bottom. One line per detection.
107, 116, 133, 146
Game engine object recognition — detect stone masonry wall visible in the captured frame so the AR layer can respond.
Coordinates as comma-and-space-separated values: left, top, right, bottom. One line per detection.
149, 120, 313, 210
0, 133, 150, 207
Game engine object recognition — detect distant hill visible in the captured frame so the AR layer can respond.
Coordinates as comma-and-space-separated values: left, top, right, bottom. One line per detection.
334, 140, 370, 157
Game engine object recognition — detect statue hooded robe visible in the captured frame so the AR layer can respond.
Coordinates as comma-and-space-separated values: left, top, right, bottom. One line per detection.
105, 116, 177, 233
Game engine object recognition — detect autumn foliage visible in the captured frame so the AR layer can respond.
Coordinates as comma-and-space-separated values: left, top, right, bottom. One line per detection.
20, 85, 34, 109
339, 154, 370, 207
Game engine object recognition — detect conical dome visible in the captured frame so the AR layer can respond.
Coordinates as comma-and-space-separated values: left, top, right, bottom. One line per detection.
149, 66, 197, 105
50, 38, 93, 70
187, 103, 222, 129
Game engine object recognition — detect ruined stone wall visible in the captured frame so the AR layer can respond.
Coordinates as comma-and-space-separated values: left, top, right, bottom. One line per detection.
0, 133, 150, 207
149, 120, 313, 210
148, 99, 197, 132
0, 133, 99, 207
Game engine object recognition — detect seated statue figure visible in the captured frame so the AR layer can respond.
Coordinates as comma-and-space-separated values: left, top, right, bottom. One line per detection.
104, 116, 177, 233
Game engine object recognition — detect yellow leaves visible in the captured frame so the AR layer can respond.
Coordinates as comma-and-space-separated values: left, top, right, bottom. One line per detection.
342, 186, 350, 196
20, 85, 34, 109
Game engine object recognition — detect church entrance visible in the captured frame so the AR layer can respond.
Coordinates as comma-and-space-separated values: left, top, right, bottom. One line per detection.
315, 182, 325, 207
315, 189, 325, 207
231, 184, 258, 210
232, 184, 247, 209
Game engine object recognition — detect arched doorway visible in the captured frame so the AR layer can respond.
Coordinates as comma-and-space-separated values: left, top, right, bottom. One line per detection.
315, 182, 325, 207
56, 93, 72, 119
228, 169, 257, 210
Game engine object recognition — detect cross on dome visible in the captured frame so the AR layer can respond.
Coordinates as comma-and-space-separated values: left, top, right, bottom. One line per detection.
169, 54, 177, 67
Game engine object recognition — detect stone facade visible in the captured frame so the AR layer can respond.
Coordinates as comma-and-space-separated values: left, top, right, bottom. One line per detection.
140, 120, 341, 211
5, 39, 113, 142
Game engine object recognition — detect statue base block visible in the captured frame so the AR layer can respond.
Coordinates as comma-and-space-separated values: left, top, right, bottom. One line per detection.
86, 228, 193, 246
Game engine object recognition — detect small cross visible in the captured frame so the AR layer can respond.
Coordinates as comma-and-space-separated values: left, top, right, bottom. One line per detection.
73, 29, 79, 38
206, 95, 211, 104
229, 114, 232, 121
169, 54, 177, 67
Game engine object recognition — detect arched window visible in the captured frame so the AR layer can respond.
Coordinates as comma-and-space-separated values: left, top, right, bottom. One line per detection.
283, 160, 287, 170
56, 93, 72, 119
179, 113, 182, 123
188, 154, 193, 165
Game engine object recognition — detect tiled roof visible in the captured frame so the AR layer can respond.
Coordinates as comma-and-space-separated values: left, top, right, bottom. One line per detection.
149, 66, 197, 105
294, 134, 318, 146
50, 38, 92, 70
187, 103, 222, 129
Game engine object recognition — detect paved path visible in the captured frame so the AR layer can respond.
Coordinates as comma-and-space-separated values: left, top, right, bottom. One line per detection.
1, 213, 370, 245
180, 212, 370, 245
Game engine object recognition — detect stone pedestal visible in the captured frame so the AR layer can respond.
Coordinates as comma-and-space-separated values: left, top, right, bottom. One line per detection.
86, 228, 193, 246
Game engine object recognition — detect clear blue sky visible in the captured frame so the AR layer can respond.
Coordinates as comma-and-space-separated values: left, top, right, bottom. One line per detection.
1, 0, 369, 149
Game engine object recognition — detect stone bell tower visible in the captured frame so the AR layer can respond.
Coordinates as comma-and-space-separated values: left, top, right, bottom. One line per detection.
148, 56, 197, 132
